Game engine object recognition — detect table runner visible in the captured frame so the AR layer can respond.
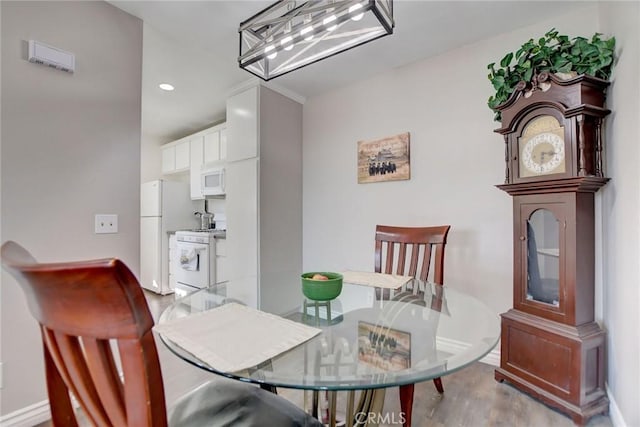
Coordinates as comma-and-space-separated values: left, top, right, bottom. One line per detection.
340, 271, 413, 289
154, 303, 321, 373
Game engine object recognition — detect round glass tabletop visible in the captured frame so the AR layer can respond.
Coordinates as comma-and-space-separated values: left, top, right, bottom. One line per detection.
157, 280, 499, 391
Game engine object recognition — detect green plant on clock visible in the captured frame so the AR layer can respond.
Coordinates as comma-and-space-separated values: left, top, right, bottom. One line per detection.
487, 28, 615, 121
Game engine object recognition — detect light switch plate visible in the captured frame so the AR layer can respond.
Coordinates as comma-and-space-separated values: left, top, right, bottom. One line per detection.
95, 214, 118, 234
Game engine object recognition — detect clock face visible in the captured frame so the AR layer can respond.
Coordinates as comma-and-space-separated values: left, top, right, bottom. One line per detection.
522, 132, 565, 174
518, 115, 566, 177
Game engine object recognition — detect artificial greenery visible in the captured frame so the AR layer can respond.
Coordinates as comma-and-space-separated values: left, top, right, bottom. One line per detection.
487, 29, 615, 120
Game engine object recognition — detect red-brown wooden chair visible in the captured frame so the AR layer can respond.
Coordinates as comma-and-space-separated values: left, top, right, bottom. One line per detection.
375, 224, 451, 427
1, 241, 321, 427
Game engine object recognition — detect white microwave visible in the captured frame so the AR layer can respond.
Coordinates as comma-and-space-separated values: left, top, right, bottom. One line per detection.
201, 166, 225, 196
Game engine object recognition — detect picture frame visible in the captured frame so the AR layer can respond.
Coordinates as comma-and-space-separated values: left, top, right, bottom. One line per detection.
357, 321, 411, 371
357, 132, 410, 184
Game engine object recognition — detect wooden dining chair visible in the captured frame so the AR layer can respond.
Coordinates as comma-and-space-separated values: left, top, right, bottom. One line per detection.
1, 241, 321, 427
375, 224, 451, 427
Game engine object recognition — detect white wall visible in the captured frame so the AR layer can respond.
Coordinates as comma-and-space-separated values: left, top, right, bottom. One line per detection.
303, 6, 600, 315
141, 133, 163, 184
304, 4, 639, 425
0, 0, 142, 417
599, 3, 640, 427
0, 0, 4, 413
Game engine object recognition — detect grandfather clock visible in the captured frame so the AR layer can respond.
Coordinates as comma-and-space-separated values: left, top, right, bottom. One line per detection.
493, 72, 610, 424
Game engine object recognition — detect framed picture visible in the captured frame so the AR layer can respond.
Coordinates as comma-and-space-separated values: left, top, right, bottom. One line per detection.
357, 132, 410, 184
357, 321, 411, 371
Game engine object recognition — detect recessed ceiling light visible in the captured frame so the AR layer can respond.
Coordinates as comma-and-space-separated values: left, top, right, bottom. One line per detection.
159, 83, 175, 91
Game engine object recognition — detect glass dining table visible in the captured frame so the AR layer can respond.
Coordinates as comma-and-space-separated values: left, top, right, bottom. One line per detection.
156, 279, 500, 427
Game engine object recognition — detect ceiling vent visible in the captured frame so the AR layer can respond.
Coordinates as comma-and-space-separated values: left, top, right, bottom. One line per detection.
28, 40, 75, 73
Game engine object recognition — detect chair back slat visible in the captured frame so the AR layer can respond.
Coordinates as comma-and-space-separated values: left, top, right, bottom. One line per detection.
420, 245, 433, 282
385, 242, 395, 274
83, 337, 127, 427
1, 241, 168, 427
119, 333, 167, 427
375, 225, 451, 285
408, 244, 420, 277
41, 328, 91, 420
51, 330, 114, 426
396, 243, 407, 275
374, 240, 383, 273
433, 247, 446, 284
42, 330, 80, 427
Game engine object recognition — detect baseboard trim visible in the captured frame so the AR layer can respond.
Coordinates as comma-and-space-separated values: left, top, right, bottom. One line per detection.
606, 384, 627, 427
0, 400, 51, 427
480, 347, 501, 367
436, 336, 501, 367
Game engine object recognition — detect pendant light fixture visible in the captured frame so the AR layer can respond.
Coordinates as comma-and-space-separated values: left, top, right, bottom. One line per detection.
238, 0, 394, 81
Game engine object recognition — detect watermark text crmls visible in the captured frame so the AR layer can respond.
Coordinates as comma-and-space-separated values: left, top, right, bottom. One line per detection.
354, 411, 406, 425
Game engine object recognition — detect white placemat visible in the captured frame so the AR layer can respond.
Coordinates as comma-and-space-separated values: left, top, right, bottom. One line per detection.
341, 271, 413, 289
154, 303, 321, 373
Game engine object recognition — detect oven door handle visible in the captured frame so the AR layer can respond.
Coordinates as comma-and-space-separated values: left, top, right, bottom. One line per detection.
179, 247, 203, 271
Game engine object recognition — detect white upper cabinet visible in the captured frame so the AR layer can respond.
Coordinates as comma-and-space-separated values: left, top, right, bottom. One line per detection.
201, 125, 228, 166
174, 140, 190, 170
189, 135, 204, 200
161, 123, 227, 178
161, 145, 176, 174
161, 139, 190, 174
203, 131, 220, 164
159, 122, 227, 199
226, 86, 259, 162
220, 128, 228, 160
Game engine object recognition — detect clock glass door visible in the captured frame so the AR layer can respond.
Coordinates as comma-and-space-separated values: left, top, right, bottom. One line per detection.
526, 209, 560, 306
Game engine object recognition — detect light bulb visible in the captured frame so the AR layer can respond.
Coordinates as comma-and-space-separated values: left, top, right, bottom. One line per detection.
301, 25, 314, 41
281, 35, 294, 51
265, 44, 277, 60
349, 4, 364, 21
323, 14, 337, 31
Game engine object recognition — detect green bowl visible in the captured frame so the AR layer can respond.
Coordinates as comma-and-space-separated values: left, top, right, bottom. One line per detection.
301, 272, 343, 301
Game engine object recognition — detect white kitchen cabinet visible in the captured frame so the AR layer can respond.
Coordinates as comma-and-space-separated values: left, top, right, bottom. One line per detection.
168, 233, 177, 290
225, 85, 302, 313
220, 128, 228, 160
226, 86, 258, 162
175, 141, 190, 170
160, 122, 226, 199
192, 124, 227, 200
204, 131, 221, 164
162, 123, 227, 180
161, 139, 190, 174
215, 238, 228, 284
189, 136, 204, 200
161, 145, 175, 174
203, 125, 227, 165
226, 158, 258, 290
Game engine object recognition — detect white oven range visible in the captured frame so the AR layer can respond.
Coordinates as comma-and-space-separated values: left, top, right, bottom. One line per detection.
174, 230, 217, 297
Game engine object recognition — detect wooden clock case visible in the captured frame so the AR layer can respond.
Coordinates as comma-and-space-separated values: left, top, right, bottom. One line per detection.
493, 72, 610, 425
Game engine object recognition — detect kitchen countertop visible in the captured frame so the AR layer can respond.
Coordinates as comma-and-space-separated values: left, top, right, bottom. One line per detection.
167, 230, 226, 239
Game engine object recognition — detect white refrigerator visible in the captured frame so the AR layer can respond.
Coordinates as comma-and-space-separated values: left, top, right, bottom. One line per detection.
140, 180, 195, 294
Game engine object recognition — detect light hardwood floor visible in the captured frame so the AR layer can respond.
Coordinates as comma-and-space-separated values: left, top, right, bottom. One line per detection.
38, 290, 613, 427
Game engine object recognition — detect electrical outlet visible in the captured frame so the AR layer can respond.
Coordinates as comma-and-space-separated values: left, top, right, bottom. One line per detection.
95, 214, 118, 234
